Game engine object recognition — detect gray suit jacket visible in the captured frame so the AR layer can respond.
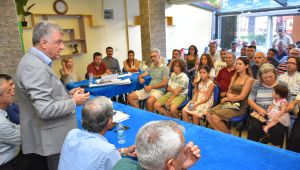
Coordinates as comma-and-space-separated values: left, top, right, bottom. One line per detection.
15, 48, 77, 156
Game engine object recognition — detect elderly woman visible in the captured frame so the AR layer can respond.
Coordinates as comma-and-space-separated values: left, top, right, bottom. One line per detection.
59, 56, 80, 84
123, 50, 140, 73
247, 63, 290, 146
206, 57, 254, 133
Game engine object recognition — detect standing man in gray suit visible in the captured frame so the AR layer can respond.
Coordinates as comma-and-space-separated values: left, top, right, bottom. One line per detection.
15, 21, 90, 170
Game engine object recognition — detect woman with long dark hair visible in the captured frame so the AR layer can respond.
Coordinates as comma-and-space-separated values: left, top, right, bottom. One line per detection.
206, 57, 254, 133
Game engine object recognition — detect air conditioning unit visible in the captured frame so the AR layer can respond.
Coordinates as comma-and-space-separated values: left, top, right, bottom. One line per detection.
104, 9, 114, 19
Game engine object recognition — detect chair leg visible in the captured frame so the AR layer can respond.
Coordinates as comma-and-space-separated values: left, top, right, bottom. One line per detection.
280, 127, 289, 148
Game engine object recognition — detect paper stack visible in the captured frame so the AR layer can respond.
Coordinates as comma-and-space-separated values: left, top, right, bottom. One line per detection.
113, 110, 130, 123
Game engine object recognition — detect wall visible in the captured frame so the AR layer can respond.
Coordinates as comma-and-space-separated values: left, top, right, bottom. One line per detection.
165, 4, 212, 58
0, 0, 23, 76
21, 0, 212, 78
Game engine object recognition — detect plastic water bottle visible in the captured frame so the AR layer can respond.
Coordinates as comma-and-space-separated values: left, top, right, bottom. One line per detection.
117, 122, 125, 144
88, 73, 93, 86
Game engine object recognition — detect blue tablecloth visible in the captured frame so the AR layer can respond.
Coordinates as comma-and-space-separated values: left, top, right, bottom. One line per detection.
75, 102, 300, 170
66, 73, 151, 97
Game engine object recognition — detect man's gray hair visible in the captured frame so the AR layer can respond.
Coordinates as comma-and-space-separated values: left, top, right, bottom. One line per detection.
32, 21, 62, 46
150, 48, 161, 56
81, 96, 114, 133
227, 52, 236, 60
136, 120, 185, 170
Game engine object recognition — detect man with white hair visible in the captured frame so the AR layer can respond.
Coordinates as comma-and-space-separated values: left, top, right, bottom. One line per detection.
127, 49, 169, 112
113, 120, 201, 170
59, 96, 135, 170
15, 21, 90, 170
251, 52, 267, 79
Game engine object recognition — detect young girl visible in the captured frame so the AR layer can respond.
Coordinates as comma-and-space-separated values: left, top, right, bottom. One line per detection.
182, 65, 215, 125
154, 59, 189, 118
263, 84, 290, 133
193, 54, 215, 87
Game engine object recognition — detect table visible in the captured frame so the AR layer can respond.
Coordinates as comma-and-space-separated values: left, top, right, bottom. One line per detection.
75, 102, 300, 170
66, 73, 151, 97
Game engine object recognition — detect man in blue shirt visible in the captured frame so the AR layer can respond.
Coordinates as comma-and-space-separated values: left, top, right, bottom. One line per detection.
59, 96, 136, 170
0, 74, 20, 125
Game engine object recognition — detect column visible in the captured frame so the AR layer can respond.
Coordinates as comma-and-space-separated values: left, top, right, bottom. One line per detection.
0, 0, 23, 76
139, 0, 166, 64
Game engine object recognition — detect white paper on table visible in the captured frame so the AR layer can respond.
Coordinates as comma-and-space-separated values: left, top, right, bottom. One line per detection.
118, 72, 132, 78
101, 74, 118, 81
91, 78, 131, 87
113, 110, 130, 123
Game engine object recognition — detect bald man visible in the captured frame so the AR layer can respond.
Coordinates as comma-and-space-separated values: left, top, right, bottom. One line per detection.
251, 52, 267, 79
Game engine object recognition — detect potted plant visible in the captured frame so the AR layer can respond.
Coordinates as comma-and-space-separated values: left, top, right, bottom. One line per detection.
15, 0, 36, 27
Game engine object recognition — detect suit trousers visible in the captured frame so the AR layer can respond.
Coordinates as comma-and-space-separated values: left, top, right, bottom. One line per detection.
47, 154, 60, 170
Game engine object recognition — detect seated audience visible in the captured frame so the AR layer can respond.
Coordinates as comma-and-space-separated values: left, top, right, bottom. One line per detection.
214, 48, 227, 75
123, 50, 140, 73
59, 96, 136, 170
247, 45, 256, 66
206, 57, 254, 133
127, 49, 169, 112
87, 52, 111, 78
167, 49, 182, 73
59, 56, 80, 84
267, 48, 279, 67
194, 54, 215, 84
296, 41, 300, 49
251, 52, 267, 79
262, 85, 290, 133
0, 75, 46, 170
286, 44, 296, 56
277, 48, 300, 75
208, 41, 220, 63
247, 63, 290, 146
154, 59, 188, 118
113, 120, 200, 170
278, 56, 300, 100
275, 41, 288, 64
228, 41, 240, 57
103, 47, 121, 73
0, 74, 20, 125
240, 45, 247, 57
182, 65, 215, 125
185, 45, 199, 80
214, 52, 236, 98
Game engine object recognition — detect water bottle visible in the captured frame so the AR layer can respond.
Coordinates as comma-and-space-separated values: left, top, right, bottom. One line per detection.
117, 122, 125, 144
189, 101, 194, 111
88, 73, 93, 86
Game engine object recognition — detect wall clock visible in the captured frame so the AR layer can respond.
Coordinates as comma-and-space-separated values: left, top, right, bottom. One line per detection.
53, 0, 68, 15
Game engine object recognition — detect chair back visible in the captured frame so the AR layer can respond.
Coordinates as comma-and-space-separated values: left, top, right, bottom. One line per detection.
213, 84, 220, 106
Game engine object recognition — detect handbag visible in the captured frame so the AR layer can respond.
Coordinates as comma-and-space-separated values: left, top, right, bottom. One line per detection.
221, 102, 241, 110
250, 112, 267, 123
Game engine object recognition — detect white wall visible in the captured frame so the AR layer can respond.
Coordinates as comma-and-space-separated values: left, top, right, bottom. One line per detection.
165, 4, 212, 59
